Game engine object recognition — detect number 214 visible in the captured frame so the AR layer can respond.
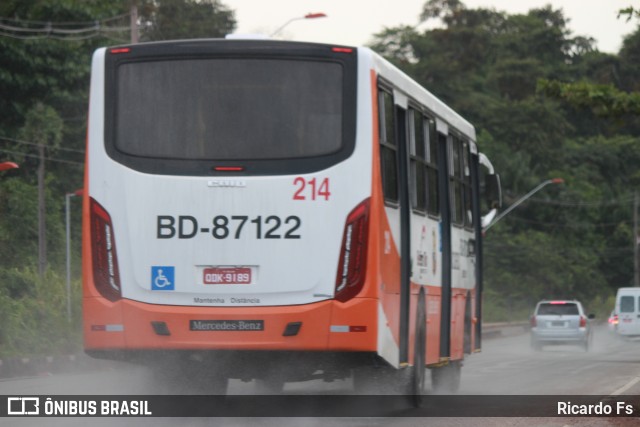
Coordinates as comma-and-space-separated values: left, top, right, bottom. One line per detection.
293, 177, 331, 201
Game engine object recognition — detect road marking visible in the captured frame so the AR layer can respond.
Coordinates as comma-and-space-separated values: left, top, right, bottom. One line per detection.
609, 375, 640, 396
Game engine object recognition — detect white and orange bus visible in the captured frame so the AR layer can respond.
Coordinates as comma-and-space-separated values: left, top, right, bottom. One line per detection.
83, 39, 501, 395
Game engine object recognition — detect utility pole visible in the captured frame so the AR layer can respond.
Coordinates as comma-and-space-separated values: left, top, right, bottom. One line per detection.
130, 1, 139, 44
634, 191, 639, 287
38, 144, 46, 277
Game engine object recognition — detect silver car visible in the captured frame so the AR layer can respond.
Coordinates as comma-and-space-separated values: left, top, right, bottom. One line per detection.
530, 300, 594, 351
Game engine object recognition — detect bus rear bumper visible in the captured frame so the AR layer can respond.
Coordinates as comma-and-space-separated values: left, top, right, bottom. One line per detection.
83, 296, 379, 353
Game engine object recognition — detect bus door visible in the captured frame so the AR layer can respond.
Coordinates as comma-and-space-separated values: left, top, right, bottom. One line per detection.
436, 124, 452, 363
377, 86, 411, 366
395, 100, 411, 366
407, 107, 443, 366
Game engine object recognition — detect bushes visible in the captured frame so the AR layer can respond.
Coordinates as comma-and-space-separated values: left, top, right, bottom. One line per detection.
483, 286, 616, 323
0, 267, 82, 358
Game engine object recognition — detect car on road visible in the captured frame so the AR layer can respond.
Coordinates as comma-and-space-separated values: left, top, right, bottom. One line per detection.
530, 300, 594, 351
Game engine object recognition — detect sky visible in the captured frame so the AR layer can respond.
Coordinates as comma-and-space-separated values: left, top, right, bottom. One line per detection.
224, 0, 638, 54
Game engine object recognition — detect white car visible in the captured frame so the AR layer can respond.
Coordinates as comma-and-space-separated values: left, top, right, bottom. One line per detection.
530, 300, 594, 351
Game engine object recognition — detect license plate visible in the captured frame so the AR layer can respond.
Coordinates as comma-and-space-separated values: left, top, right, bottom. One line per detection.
551, 321, 565, 327
203, 267, 251, 285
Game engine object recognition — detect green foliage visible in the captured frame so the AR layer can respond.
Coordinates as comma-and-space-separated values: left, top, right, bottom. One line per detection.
618, 7, 640, 22
485, 228, 604, 302
19, 102, 64, 154
0, 268, 82, 358
140, 0, 236, 41
538, 79, 640, 117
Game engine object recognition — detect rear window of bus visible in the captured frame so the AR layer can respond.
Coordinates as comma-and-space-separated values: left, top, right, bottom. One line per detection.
115, 58, 343, 160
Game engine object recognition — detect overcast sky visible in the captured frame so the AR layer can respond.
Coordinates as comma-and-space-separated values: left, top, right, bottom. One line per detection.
224, 0, 637, 54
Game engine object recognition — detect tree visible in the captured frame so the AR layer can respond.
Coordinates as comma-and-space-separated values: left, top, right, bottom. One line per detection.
18, 103, 63, 276
139, 0, 236, 41
618, 6, 640, 21
536, 5, 640, 117
537, 78, 640, 117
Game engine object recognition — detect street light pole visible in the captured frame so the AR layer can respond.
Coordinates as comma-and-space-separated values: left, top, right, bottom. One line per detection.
130, 0, 139, 44
65, 189, 83, 323
270, 12, 327, 37
483, 178, 564, 233
634, 191, 639, 287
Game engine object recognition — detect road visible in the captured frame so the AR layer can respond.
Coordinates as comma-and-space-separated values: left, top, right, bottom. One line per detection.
2, 324, 640, 426
460, 324, 640, 395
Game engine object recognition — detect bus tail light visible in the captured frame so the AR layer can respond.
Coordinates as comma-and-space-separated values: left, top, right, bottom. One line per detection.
335, 198, 370, 302
90, 198, 122, 302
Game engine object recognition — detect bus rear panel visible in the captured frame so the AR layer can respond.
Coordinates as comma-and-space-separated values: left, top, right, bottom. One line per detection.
83, 41, 381, 371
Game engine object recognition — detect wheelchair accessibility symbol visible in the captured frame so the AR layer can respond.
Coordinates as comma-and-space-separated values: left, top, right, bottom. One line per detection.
151, 266, 175, 291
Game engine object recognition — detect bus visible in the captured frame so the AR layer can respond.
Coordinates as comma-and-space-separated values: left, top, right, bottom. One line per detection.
82, 38, 501, 396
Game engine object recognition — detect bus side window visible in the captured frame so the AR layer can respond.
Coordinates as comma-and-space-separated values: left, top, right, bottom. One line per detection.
449, 135, 464, 225
426, 118, 439, 216
409, 108, 427, 213
379, 88, 398, 204
462, 140, 474, 227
